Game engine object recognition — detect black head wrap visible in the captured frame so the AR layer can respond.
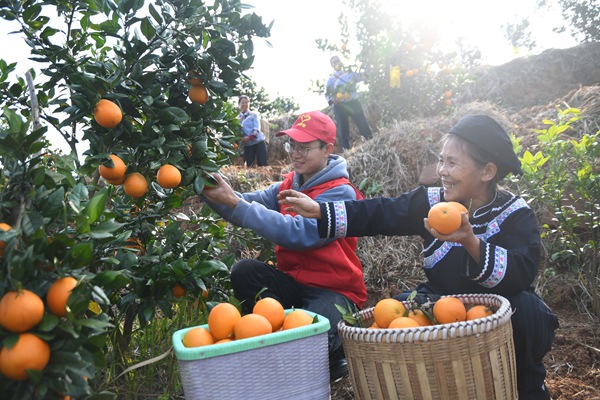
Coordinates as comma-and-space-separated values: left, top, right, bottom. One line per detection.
449, 114, 523, 179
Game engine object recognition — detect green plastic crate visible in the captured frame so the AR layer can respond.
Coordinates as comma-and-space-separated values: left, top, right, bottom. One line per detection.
173, 309, 331, 400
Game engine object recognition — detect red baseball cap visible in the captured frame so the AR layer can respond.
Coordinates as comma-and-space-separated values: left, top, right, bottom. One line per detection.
276, 111, 336, 144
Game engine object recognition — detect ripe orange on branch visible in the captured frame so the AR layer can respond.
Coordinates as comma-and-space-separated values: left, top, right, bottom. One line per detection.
0, 222, 11, 256
0, 289, 45, 332
157, 164, 182, 189
188, 84, 209, 104
93, 99, 123, 128
172, 284, 186, 298
123, 173, 148, 198
98, 154, 126, 181
0, 333, 51, 380
46, 276, 78, 317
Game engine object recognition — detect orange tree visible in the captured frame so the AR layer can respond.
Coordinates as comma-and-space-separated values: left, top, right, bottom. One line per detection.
0, 0, 270, 397
314, 0, 481, 124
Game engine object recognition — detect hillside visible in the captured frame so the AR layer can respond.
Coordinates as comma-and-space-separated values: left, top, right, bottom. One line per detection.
222, 43, 600, 399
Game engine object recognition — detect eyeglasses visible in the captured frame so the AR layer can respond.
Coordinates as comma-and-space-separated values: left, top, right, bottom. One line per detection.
284, 142, 322, 157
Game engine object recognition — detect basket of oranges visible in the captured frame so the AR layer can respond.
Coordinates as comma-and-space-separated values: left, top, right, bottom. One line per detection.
172, 300, 331, 400
338, 293, 517, 400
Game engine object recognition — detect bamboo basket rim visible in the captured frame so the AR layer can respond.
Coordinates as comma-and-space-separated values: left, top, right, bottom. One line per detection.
338, 293, 513, 344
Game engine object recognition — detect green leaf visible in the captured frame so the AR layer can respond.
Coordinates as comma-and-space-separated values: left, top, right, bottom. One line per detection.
36, 313, 60, 332
196, 259, 228, 277
193, 175, 205, 195
66, 242, 94, 268
94, 271, 132, 290
22, 5, 42, 23
84, 190, 107, 224
73, 318, 114, 330
140, 17, 155, 40
148, 3, 163, 24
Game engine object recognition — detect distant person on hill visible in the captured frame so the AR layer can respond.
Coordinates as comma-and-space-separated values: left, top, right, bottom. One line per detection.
325, 55, 373, 151
200, 110, 366, 382
279, 114, 559, 400
238, 95, 268, 167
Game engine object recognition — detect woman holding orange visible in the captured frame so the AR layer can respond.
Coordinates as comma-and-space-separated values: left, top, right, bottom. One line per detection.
279, 114, 559, 400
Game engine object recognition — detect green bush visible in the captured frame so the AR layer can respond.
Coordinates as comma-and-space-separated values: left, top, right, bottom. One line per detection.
517, 108, 600, 318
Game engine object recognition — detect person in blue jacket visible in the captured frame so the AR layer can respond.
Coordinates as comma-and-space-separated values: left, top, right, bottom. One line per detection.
326, 56, 373, 151
200, 110, 366, 382
238, 95, 268, 167
279, 114, 559, 400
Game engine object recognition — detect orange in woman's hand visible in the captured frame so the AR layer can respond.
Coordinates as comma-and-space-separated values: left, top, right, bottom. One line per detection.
427, 201, 467, 235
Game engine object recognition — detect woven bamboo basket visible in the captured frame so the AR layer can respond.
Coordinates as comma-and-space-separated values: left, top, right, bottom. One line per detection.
173, 309, 330, 400
338, 294, 517, 400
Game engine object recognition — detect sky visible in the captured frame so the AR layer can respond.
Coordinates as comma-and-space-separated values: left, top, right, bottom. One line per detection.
0, 0, 578, 152
245, 0, 578, 112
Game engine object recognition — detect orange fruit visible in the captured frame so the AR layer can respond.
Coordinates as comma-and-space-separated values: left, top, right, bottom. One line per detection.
187, 70, 203, 85
234, 313, 272, 340
433, 296, 467, 324
443, 90, 452, 98
253, 297, 285, 331
368, 322, 380, 329
466, 304, 494, 321
215, 338, 233, 344
449, 201, 468, 215
0, 223, 11, 257
444, 98, 452, 107
105, 175, 126, 185
98, 154, 126, 181
208, 302, 241, 340
0, 333, 51, 380
189, 84, 209, 104
124, 237, 143, 251
157, 164, 181, 189
336, 92, 343, 101
282, 309, 313, 330
202, 289, 209, 299
0, 290, 45, 332
47, 276, 78, 317
407, 309, 434, 326
93, 99, 122, 128
182, 327, 215, 348
123, 173, 148, 198
373, 298, 406, 329
428, 202, 463, 235
388, 316, 421, 329
344, 92, 351, 100
172, 284, 186, 298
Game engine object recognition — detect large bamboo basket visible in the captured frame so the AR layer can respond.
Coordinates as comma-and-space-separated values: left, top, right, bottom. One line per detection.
338, 294, 517, 400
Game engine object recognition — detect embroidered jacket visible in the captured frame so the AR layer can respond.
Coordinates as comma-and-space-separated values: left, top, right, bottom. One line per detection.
317, 186, 541, 297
